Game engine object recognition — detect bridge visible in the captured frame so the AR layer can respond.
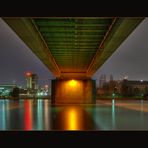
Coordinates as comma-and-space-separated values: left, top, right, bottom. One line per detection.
2, 17, 144, 104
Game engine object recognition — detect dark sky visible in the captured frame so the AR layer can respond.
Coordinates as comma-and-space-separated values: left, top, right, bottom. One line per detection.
93, 17, 148, 85
0, 18, 55, 87
0, 18, 148, 87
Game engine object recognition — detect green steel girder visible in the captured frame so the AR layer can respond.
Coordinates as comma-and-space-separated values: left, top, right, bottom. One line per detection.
86, 17, 144, 76
38, 32, 107, 37
34, 18, 113, 25
2, 17, 144, 79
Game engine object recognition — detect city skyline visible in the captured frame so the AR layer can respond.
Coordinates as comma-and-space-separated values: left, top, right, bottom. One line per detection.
0, 18, 148, 86
0, 18, 55, 87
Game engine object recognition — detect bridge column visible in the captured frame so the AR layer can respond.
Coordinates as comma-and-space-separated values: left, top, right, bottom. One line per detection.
51, 79, 96, 104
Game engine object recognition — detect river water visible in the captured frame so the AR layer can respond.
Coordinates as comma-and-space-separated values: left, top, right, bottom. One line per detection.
0, 99, 148, 130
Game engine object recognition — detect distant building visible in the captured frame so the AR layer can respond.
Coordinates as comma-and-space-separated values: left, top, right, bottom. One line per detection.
116, 79, 148, 96
99, 74, 106, 87
109, 74, 115, 94
0, 84, 16, 97
31, 74, 38, 90
97, 75, 148, 97
26, 72, 38, 90
110, 74, 113, 82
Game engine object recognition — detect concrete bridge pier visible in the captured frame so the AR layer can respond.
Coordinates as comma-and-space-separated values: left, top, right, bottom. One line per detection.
51, 79, 96, 104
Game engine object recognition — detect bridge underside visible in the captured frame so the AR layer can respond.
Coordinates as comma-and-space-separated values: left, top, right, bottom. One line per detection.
2, 17, 144, 79
2, 17, 144, 103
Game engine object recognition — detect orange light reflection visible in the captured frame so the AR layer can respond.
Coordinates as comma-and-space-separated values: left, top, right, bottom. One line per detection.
68, 108, 77, 130
52, 106, 93, 130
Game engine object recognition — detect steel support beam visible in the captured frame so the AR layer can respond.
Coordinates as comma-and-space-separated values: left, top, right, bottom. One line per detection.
2, 17, 144, 79
86, 18, 144, 77
2, 17, 61, 77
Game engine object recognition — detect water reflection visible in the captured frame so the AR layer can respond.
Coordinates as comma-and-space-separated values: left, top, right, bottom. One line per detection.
51, 105, 96, 130
140, 100, 144, 112
91, 104, 113, 130
24, 100, 32, 130
140, 100, 144, 127
37, 100, 43, 130
4, 100, 22, 130
1, 99, 148, 130
112, 99, 115, 129
6, 100, 10, 129
44, 100, 50, 130
0, 100, 6, 130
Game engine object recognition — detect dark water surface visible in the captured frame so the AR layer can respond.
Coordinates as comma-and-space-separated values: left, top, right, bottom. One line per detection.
0, 99, 148, 130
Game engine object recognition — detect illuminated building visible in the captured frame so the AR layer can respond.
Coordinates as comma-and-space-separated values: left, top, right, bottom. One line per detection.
0, 84, 16, 97
119, 79, 148, 96
26, 72, 38, 90
99, 74, 106, 88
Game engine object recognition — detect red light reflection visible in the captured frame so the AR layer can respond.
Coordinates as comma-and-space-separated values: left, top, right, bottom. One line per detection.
24, 100, 32, 130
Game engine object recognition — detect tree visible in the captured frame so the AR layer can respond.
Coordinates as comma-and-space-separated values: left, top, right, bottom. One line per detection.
11, 87, 20, 97
121, 80, 128, 97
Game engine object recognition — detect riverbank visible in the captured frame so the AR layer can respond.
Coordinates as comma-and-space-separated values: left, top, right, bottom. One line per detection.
0, 96, 51, 99
96, 97, 146, 100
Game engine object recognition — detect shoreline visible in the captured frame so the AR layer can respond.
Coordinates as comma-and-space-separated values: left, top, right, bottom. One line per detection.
0, 96, 51, 99
0, 97, 147, 100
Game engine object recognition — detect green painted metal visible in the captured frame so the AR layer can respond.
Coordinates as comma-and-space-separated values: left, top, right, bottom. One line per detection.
32, 17, 114, 74
2, 17, 144, 79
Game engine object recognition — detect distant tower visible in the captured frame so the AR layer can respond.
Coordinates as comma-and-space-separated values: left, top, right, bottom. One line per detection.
103, 74, 106, 84
26, 72, 38, 90
26, 72, 32, 89
32, 74, 38, 90
110, 74, 113, 82
109, 74, 114, 93
99, 74, 106, 87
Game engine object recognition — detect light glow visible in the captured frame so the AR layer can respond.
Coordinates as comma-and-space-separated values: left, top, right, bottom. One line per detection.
45, 85, 48, 88
68, 109, 77, 130
26, 72, 32, 76
112, 99, 115, 128
69, 79, 77, 87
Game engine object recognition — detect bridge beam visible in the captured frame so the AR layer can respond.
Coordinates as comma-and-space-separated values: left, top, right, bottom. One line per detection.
86, 18, 144, 77
2, 17, 61, 77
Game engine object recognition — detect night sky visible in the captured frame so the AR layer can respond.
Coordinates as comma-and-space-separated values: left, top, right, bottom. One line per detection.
93, 17, 148, 85
0, 18, 148, 87
0, 18, 55, 87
